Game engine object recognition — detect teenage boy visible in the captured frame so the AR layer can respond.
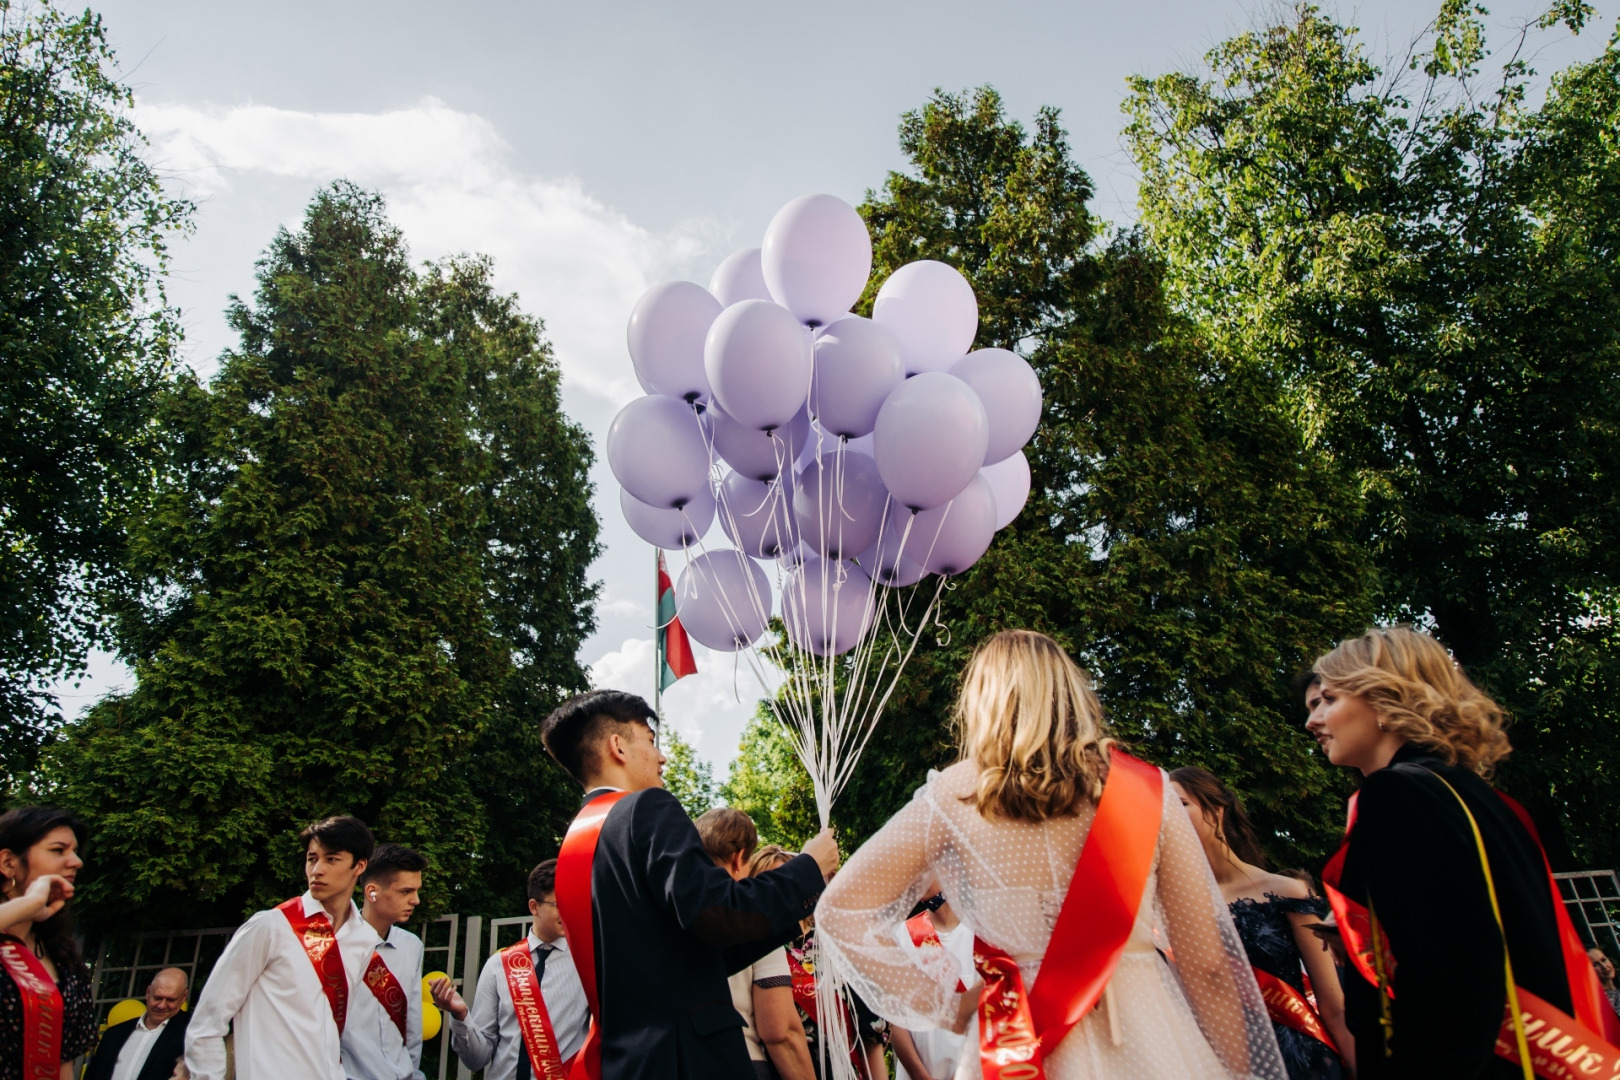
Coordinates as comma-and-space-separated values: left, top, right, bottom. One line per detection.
344, 843, 429, 1080
185, 816, 377, 1080
540, 689, 838, 1080
431, 858, 589, 1079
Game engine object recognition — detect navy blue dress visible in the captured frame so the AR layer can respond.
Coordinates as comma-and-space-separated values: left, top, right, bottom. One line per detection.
1228, 894, 1345, 1080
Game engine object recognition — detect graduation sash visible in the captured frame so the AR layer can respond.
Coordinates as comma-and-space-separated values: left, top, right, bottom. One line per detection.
277, 897, 349, 1033
1253, 967, 1339, 1054
362, 949, 408, 1041
970, 750, 1164, 1080
0, 934, 62, 1080
556, 790, 628, 1080
502, 942, 569, 1080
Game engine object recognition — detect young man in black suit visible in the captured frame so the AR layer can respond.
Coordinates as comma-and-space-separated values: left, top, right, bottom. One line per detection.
541, 689, 838, 1080
86, 967, 191, 1080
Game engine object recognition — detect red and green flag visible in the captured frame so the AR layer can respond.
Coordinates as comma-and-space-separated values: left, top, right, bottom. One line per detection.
656, 551, 698, 692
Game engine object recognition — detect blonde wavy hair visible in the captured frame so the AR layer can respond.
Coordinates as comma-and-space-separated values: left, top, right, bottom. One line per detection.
1312, 626, 1511, 775
955, 630, 1115, 822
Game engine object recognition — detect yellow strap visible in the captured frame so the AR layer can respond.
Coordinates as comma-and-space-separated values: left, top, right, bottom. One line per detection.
1424, 769, 1534, 1080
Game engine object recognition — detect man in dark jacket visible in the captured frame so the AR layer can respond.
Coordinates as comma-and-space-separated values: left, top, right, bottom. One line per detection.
542, 689, 838, 1080
87, 967, 192, 1080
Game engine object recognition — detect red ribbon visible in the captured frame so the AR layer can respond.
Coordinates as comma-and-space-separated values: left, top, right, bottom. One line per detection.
502, 943, 569, 1079
278, 897, 349, 1033
556, 791, 627, 1080
362, 950, 408, 1041
1253, 967, 1339, 1054
0, 934, 63, 1080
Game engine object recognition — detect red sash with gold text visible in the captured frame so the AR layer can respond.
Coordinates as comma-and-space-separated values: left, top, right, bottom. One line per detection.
970, 751, 1164, 1080
556, 791, 628, 1080
277, 897, 349, 1033
1254, 967, 1339, 1053
0, 934, 62, 1080
502, 942, 570, 1079
362, 950, 408, 1041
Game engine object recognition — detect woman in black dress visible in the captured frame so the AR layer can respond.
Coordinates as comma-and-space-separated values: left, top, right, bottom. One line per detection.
1170, 767, 1352, 1079
1307, 626, 1612, 1079
0, 806, 97, 1080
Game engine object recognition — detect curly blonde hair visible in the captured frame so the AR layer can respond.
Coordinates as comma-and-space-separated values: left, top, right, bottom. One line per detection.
955, 630, 1115, 821
1312, 626, 1511, 775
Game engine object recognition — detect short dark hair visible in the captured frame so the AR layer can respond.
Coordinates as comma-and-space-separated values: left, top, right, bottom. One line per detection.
359, 843, 428, 889
540, 689, 658, 785
695, 808, 758, 866
299, 815, 375, 866
528, 858, 558, 905
0, 806, 87, 970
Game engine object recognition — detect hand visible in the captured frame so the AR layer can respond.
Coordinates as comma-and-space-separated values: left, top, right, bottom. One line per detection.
949, 980, 981, 1035
428, 976, 468, 1021
23, 874, 72, 921
802, 827, 840, 879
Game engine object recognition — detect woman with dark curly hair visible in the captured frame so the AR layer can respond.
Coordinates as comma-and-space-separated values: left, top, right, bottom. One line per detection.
1307, 626, 1619, 1079
0, 806, 97, 1080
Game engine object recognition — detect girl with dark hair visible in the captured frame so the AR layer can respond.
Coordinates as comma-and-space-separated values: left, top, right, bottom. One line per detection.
1169, 767, 1352, 1079
0, 805, 97, 1080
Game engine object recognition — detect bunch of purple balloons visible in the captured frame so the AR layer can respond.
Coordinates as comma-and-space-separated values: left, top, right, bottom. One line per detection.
607, 193, 1041, 659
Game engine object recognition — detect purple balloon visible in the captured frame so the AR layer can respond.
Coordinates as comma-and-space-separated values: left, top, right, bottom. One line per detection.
873, 260, 978, 375
712, 402, 808, 481
858, 504, 929, 588
873, 373, 989, 510
607, 395, 711, 509
982, 451, 1031, 530
950, 348, 1042, 465
782, 558, 875, 657
704, 299, 813, 432
627, 282, 722, 403
675, 549, 772, 652
762, 194, 872, 328
793, 450, 888, 560
709, 248, 772, 308
810, 316, 905, 438
717, 471, 799, 559
621, 486, 714, 549
902, 474, 998, 575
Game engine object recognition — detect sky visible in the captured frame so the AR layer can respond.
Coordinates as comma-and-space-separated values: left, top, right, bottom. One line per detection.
56, 0, 1616, 774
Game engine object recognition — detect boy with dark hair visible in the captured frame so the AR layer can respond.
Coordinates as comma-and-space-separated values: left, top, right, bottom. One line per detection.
185, 816, 378, 1080
431, 858, 589, 1079
541, 688, 839, 1080
345, 843, 430, 1080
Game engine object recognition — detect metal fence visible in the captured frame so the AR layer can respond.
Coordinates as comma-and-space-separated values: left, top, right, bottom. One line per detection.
1555, 869, 1620, 956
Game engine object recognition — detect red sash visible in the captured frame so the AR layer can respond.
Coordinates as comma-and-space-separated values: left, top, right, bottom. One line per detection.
970, 751, 1164, 1080
502, 943, 569, 1079
1254, 967, 1339, 1054
277, 897, 349, 1033
362, 950, 408, 1041
786, 940, 871, 1080
0, 934, 63, 1080
556, 791, 628, 1080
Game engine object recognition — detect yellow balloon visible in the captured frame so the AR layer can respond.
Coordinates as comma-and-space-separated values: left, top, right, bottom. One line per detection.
421, 1001, 443, 1041
421, 971, 451, 993
106, 998, 145, 1027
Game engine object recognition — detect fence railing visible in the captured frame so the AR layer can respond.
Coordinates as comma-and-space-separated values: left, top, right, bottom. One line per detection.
1555, 869, 1620, 956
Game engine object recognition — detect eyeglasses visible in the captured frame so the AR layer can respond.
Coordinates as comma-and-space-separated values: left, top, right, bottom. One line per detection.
536, 900, 558, 909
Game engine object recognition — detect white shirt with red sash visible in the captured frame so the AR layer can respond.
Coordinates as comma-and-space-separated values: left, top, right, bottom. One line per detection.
447, 932, 588, 1080
184, 892, 376, 1080
341, 922, 425, 1080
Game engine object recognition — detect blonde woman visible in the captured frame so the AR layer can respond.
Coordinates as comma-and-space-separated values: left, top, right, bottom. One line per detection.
816, 630, 1285, 1079
1306, 626, 1609, 1078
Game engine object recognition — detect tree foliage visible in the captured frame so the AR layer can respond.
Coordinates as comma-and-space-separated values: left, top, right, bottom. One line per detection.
47, 184, 598, 927
0, 0, 190, 795
661, 727, 718, 819
722, 704, 820, 850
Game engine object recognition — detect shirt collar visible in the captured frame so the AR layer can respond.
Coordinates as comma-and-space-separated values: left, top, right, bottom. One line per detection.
528, 931, 567, 954
300, 890, 362, 929
138, 1012, 170, 1033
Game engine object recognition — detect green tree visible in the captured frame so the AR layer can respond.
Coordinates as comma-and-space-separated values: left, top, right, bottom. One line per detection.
47, 184, 598, 927
661, 727, 718, 819
0, 0, 190, 794
721, 704, 819, 849
1123, 3, 1620, 865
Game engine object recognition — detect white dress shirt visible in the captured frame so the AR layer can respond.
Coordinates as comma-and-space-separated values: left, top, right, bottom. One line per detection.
110, 1013, 172, 1080
341, 922, 425, 1080
184, 892, 376, 1080
447, 932, 589, 1080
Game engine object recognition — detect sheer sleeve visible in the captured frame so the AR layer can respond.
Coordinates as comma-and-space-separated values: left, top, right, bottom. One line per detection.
816, 784, 967, 1031
1155, 780, 1287, 1080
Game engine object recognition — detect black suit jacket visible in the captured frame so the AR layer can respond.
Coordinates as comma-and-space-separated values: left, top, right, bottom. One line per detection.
86, 1011, 190, 1080
1338, 745, 1569, 1079
582, 786, 825, 1080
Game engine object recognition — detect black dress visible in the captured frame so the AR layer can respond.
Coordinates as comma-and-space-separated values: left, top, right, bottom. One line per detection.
1229, 894, 1345, 1080
0, 943, 97, 1080
1335, 744, 1570, 1079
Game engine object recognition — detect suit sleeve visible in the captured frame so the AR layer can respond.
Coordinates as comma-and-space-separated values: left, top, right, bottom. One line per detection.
633, 788, 824, 949
1355, 766, 1505, 1077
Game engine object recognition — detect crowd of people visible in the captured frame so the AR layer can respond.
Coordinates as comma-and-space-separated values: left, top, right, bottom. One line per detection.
3, 625, 1620, 1080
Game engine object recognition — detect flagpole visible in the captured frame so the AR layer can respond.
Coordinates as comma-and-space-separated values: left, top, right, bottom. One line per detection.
654, 549, 662, 722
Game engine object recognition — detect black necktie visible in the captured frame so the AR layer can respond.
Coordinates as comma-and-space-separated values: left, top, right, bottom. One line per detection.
516, 945, 550, 1080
